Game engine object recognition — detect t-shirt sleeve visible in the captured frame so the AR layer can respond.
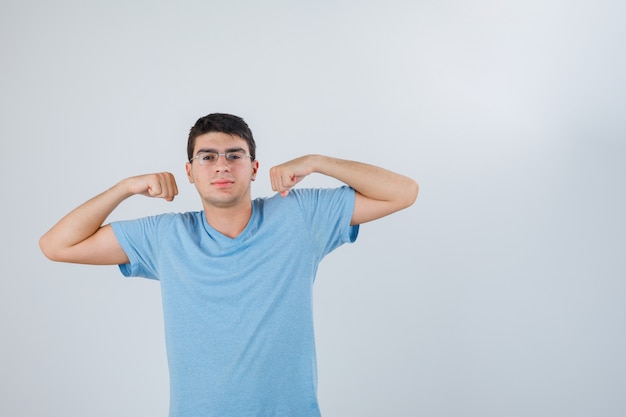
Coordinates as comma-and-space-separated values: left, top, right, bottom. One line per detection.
110, 214, 174, 280
291, 186, 359, 258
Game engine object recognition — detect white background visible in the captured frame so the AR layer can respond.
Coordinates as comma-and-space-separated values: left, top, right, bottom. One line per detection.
1, 1, 625, 416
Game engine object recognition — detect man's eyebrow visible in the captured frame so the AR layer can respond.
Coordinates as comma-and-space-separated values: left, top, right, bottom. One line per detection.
196, 147, 246, 154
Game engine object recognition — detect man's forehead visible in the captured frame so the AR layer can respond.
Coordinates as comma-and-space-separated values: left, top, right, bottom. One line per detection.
194, 132, 249, 151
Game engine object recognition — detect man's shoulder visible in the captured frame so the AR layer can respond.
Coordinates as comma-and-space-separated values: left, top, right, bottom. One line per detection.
251, 187, 354, 221
255, 186, 352, 202
116, 211, 203, 228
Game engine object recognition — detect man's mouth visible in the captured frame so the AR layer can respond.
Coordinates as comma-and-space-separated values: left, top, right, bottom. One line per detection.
212, 179, 234, 188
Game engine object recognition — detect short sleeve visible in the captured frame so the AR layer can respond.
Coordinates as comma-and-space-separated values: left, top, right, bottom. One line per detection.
110, 214, 176, 280
290, 186, 359, 258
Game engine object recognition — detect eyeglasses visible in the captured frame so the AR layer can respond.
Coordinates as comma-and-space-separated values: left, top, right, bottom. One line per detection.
189, 150, 254, 166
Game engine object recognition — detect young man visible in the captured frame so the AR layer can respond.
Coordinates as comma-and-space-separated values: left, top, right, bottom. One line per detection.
40, 113, 418, 417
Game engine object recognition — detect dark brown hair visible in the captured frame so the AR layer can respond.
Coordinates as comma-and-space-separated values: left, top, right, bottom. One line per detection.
187, 113, 256, 161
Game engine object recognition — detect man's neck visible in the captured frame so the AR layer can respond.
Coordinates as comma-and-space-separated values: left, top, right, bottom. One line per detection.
203, 202, 253, 239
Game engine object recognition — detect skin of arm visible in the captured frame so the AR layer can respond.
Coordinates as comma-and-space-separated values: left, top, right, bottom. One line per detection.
41, 155, 416, 264
269, 154, 419, 225
39, 172, 178, 265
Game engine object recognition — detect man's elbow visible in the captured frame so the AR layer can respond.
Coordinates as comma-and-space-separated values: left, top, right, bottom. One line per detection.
39, 234, 62, 262
39, 235, 53, 261
400, 178, 419, 209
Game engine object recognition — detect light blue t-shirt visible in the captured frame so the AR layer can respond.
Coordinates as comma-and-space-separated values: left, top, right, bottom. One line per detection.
110, 186, 358, 417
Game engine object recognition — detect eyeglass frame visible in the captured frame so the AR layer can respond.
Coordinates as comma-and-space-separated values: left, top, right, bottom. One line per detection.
189, 149, 255, 165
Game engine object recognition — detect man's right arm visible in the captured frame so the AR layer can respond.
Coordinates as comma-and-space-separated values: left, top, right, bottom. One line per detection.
39, 172, 178, 265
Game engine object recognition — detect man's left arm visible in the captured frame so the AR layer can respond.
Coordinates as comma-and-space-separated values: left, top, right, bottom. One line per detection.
269, 154, 419, 225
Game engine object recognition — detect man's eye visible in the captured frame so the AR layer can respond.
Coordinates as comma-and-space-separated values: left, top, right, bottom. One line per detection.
201, 154, 216, 161
227, 153, 243, 161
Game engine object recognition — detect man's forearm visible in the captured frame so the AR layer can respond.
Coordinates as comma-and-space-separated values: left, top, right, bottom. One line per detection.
269, 154, 418, 225
39, 172, 178, 263
309, 155, 418, 206
39, 181, 133, 260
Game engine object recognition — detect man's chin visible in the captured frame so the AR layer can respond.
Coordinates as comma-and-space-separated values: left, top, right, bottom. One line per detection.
203, 193, 246, 209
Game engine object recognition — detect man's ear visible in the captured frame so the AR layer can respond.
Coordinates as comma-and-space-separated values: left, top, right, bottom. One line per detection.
251, 160, 259, 181
185, 162, 194, 183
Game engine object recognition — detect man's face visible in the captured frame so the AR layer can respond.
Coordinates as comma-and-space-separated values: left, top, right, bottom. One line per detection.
185, 132, 259, 209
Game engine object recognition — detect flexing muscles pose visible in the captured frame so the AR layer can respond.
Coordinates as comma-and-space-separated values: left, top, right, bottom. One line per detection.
40, 113, 418, 417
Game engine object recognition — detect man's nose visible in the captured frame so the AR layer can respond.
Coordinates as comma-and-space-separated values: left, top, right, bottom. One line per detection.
214, 154, 230, 170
